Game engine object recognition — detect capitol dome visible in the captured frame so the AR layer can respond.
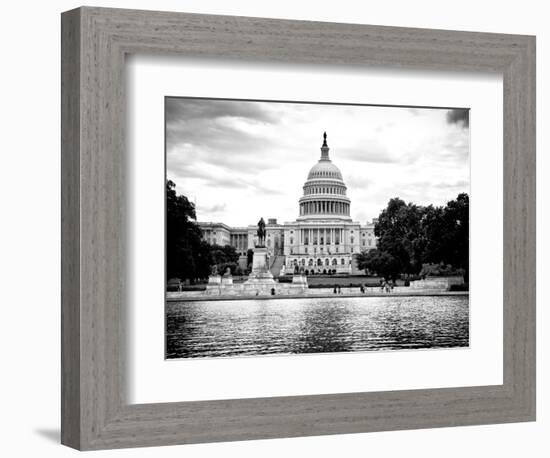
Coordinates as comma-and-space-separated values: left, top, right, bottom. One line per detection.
307, 160, 343, 181
297, 133, 351, 221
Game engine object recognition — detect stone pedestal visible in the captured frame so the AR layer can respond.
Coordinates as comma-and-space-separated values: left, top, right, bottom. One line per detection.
243, 247, 276, 294
249, 247, 272, 277
410, 276, 463, 291
292, 274, 308, 286
221, 275, 233, 286
205, 274, 222, 295
207, 275, 221, 285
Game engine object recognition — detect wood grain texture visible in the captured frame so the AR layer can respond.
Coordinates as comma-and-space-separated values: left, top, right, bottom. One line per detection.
60, 7, 81, 449
61, 6, 536, 450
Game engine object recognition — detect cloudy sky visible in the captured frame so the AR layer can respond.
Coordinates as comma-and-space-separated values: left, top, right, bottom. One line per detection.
166, 97, 469, 227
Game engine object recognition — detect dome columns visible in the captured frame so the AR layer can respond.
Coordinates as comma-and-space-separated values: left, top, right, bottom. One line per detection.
299, 199, 350, 216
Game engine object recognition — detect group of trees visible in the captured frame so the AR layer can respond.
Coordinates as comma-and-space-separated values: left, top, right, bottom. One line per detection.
356, 193, 469, 281
166, 180, 239, 282
167, 178, 469, 283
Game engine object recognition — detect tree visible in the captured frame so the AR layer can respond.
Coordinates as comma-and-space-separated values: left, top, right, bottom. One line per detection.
420, 205, 447, 265
194, 240, 213, 280
209, 244, 239, 274
374, 198, 426, 275
365, 193, 469, 281
441, 193, 469, 281
166, 180, 210, 281
246, 248, 254, 270
356, 249, 401, 281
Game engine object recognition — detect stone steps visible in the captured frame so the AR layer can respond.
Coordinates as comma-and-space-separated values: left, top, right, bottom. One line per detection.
268, 254, 286, 277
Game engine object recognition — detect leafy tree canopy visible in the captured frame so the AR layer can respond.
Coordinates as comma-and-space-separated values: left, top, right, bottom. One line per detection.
356, 249, 401, 281
166, 180, 245, 282
166, 180, 210, 281
362, 193, 469, 280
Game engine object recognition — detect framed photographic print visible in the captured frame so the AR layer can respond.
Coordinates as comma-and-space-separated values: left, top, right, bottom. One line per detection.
61, 6, 536, 450
164, 99, 470, 360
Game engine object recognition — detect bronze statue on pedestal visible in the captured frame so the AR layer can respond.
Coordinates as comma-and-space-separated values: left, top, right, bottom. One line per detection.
257, 217, 266, 247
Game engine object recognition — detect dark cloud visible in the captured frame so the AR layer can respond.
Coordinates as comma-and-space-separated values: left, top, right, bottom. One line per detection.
167, 143, 282, 179
168, 160, 284, 197
168, 121, 270, 155
166, 98, 283, 175
446, 109, 469, 128
166, 98, 278, 124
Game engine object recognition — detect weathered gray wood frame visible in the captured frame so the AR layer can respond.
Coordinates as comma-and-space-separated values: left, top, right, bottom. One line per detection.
61, 6, 536, 451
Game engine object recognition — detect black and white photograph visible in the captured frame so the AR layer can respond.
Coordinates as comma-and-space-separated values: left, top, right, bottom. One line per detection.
2, 0, 541, 454
165, 97, 470, 359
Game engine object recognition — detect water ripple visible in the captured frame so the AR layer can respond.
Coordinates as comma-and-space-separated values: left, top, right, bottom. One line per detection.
166, 296, 469, 359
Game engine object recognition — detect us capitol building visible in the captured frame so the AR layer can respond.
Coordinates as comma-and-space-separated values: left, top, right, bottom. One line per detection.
199, 133, 377, 276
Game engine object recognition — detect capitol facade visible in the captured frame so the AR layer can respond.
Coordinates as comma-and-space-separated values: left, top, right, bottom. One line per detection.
199, 133, 377, 275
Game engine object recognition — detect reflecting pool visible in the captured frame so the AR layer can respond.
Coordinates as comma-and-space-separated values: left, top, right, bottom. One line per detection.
166, 295, 469, 359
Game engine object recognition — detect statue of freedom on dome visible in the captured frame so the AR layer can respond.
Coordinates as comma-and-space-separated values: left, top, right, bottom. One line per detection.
257, 217, 266, 247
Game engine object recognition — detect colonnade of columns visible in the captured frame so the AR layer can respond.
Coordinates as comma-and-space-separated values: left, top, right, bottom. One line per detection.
299, 227, 344, 246
299, 201, 350, 216
230, 233, 248, 254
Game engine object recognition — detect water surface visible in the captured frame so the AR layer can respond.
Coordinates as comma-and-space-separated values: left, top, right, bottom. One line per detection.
166, 296, 469, 359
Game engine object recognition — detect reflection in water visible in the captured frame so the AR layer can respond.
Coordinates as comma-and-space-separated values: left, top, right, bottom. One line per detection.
166, 296, 469, 359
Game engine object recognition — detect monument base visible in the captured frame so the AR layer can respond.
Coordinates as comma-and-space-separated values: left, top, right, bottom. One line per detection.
202, 248, 309, 297
205, 274, 222, 295
221, 275, 233, 286
243, 246, 276, 294
207, 274, 221, 285
249, 247, 272, 276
